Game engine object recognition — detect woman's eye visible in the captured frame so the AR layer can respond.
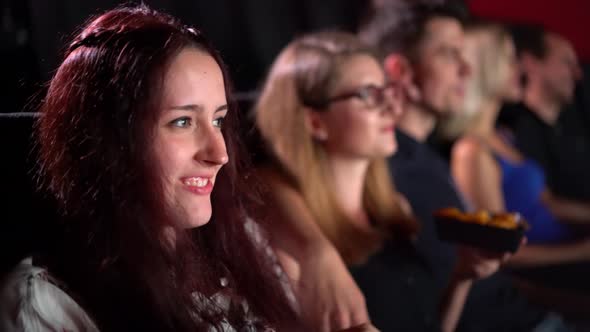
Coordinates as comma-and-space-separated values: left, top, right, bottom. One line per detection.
358, 88, 370, 101
170, 117, 192, 128
358, 87, 378, 104
212, 116, 225, 129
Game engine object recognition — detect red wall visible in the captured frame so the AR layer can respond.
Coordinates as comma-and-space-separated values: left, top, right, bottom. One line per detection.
467, 0, 590, 61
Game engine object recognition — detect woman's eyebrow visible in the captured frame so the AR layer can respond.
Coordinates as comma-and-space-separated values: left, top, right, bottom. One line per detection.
167, 104, 228, 113
215, 105, 228, 113
167, 104, 204, 112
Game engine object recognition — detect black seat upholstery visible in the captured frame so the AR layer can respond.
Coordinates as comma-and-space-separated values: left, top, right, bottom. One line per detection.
1, 113, 58, 275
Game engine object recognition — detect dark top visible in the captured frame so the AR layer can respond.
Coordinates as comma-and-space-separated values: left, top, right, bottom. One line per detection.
391, 131, 463, 288
500, 102, 590, 200
379, 129, 545, 332
350, 240, 439, 332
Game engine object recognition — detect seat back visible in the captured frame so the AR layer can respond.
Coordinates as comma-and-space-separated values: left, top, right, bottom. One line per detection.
0, 113, 58, 275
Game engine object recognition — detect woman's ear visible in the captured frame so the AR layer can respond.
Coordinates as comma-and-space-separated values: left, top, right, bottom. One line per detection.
304, 108, 328, 141
384, 53, 421, 102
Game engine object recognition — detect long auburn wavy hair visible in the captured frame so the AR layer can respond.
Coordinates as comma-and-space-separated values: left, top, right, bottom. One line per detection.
36, 5, 296, 331
255, 31, 418, 265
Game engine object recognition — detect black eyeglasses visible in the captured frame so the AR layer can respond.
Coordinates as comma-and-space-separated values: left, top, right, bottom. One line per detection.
306, 81, 402, 110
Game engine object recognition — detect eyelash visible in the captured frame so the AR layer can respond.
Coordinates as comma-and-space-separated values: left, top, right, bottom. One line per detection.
168, 116, 225, 129
170, 116, 192, 128
212, 116, 225, 129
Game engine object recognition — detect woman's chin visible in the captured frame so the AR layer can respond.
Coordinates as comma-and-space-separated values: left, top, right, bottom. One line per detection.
380, 141, 397, 157
183, 210, 212, 229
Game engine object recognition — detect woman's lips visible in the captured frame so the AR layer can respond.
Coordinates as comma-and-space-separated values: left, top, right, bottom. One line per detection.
181, 176, 214, 195
381, 125, 396, 132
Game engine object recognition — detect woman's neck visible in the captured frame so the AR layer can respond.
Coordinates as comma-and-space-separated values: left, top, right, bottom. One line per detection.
465, 98, 501, 140
324, 155, 371, 229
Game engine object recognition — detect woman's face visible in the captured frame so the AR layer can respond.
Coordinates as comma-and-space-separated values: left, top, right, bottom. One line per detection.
312, 54, 401, 159
153, 47, 229, 228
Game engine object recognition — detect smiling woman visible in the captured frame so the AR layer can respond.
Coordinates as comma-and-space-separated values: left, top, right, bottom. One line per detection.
154, 48, 229, 228
0, 4, 298, 332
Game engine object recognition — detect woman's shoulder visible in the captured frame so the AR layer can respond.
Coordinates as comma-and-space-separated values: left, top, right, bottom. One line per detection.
453, 135, 490, 155
0, 257, 99, 332
452, 135, 494, 166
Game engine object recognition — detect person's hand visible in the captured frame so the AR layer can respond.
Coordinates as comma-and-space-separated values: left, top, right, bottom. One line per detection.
454, 238, 526, 280
283, 243, 370, 332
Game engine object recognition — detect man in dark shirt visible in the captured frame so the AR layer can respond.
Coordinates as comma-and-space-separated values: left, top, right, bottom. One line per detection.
501, 26, 590, 200
360, 3, 555, 331
392, 130, 547, 331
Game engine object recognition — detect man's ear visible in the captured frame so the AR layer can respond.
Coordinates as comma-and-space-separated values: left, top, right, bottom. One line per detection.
384, 53, 421, 102
304, 108, 328, 141
384, 53, 410, 81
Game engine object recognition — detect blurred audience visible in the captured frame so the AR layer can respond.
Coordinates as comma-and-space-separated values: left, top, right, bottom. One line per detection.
254, 27, 521, 331
500, 25, 590, 202
446, 22, 590, 247
440, 18, 589, 312
360, 2, 571, 331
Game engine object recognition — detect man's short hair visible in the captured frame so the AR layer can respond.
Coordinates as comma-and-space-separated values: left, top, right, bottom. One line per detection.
509, 24, 548, 59
358, 0, 468, 60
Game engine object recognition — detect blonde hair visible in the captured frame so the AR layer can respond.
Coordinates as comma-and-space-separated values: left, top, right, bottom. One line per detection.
438, 22, 513, 139
255, 31, 416, 265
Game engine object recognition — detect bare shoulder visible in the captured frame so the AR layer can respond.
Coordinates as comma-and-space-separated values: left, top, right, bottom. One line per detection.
451, 136, 501, 182
452, 136, 490, 164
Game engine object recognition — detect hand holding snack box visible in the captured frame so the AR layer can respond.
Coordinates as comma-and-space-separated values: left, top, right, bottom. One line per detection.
434, 207, 530, 253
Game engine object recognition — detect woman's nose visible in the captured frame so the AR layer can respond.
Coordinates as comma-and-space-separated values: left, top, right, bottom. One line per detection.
195, 127, 228, 166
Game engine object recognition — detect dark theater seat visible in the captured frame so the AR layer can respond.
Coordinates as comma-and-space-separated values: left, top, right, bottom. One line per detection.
0, 113, 58, 276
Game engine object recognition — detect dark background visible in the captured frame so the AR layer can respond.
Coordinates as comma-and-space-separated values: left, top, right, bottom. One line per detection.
2, 0, 589, 115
